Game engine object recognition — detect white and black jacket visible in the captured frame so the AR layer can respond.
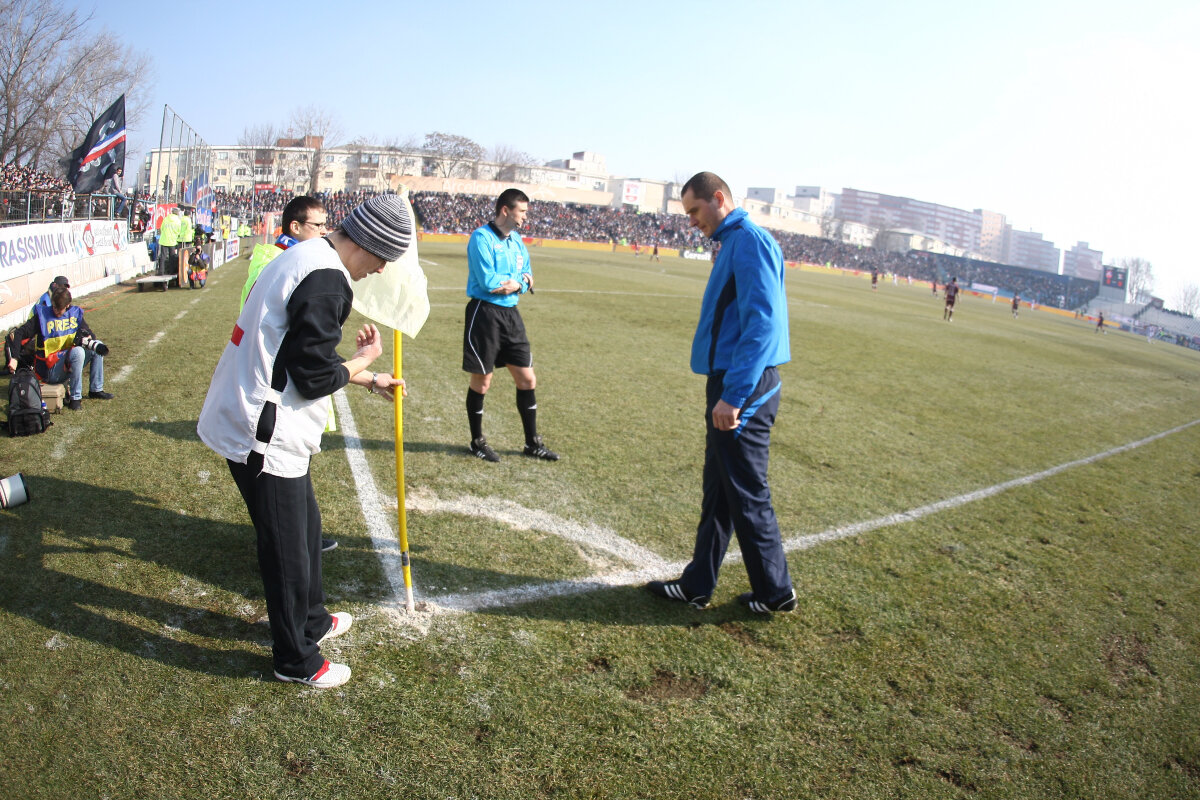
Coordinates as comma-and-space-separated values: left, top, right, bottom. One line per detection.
198, 237, 353, 478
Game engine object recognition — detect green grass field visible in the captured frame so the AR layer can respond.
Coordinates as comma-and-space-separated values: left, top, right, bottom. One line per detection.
2, 241, 1199, 799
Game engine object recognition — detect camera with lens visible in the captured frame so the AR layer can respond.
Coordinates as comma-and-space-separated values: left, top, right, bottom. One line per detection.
78, 335, 109, 356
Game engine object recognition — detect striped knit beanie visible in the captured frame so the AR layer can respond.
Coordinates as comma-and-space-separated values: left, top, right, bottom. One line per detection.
340, 194, 413, 262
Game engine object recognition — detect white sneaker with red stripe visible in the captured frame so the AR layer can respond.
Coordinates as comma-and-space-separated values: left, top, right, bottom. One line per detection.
275, 659, 351, 688
318, 612, 353, 645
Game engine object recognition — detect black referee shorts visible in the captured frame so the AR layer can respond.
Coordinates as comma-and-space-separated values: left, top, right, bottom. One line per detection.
463, 298, 532, 374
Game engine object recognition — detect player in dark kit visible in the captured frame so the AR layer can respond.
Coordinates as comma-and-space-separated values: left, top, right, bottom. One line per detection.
1012, 294, 1020, 318
871, 268, 878, 291
943, 277, 960, 321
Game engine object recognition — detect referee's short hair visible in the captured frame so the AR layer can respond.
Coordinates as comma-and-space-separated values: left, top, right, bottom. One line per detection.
496, 188, 529, 216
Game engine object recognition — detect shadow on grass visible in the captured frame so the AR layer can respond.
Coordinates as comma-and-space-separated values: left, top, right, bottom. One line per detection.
0, 475, 267, 678
322, 435, 465, 457
471, 581, 779, 628
397, 557, 774, 629
125, 422, 474, 462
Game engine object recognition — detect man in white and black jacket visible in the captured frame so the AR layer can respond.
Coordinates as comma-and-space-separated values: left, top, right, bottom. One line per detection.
198, 194, 412, 689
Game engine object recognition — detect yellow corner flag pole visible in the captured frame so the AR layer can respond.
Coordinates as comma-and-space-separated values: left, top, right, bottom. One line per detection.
394, 328, 415, 613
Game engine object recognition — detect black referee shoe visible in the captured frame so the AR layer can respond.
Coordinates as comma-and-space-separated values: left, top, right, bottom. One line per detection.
737, 588, 798, 614
523, 435, 559, 461
321, 538, 338, 553
645, 580, 710, 610
470, 437, 501, 462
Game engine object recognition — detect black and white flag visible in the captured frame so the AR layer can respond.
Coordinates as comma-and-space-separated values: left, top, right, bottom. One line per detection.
63, 95, 126, 193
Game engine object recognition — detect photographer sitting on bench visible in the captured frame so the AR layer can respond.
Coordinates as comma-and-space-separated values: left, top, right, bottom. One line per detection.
5, 287, 113, 411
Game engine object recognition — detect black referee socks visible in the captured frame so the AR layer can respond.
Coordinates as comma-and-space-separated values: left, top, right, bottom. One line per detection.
467, 388, 485, 441
516, 388, 538, 445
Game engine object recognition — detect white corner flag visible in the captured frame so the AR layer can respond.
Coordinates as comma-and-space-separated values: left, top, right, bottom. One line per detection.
351, 190, 429, 337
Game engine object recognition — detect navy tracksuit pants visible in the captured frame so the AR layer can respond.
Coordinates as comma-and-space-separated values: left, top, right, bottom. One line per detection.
680, 367, 793, 604
228, 459, 332, 679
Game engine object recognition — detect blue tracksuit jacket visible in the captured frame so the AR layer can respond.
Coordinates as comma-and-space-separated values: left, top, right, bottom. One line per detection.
689, 207, 790, 409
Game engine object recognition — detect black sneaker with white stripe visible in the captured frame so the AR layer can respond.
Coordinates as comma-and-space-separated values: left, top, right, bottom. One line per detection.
737, 588, 798, 614
469, 437, 500, 462
522, 435, 559, 461
645, 580, 710, 610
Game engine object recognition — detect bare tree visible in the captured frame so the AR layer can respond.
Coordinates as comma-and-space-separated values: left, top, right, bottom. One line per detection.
820, 209, 845, 241
1171, 283, 1200, 316
1, 0, 153, 170
491, 143, 536, 182
378, 135, 421, 182
423, 131, 483, 178
288, 105, 341, 193
1118, 256, 1156, 303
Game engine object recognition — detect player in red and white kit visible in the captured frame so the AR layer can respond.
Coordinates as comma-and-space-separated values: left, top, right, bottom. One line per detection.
943, 277, 960, 321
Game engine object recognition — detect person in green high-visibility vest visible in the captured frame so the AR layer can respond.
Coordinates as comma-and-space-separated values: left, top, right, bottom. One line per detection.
179, 209, 195, 247
157, 207, 182, 275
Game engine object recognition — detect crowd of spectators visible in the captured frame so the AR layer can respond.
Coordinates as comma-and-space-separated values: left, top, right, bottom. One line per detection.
409, 191, 1100, 309
909, 252, 1098, 309
411, 191, 705, 251
1, 162, 73, 193
205, 188, 388, 228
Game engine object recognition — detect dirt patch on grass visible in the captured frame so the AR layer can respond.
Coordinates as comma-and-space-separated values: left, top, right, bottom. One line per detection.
282, 752, 314, 778
1102, 631, 1154, 683
1038, 694, 1073, 723
1164, 755, 1200, 779
586, 656, 612, 673
936, 767, 978, 791
625, 668, 710, 702
718, 621, 758, 647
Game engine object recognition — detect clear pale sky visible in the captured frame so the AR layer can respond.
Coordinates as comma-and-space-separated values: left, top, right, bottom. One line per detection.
93, 0, 1197, 302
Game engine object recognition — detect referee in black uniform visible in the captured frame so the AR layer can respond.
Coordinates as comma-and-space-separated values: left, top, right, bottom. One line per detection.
462, 188, 558, 462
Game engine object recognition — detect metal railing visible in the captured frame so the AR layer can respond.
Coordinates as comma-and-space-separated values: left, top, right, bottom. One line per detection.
1, 189, 130, 226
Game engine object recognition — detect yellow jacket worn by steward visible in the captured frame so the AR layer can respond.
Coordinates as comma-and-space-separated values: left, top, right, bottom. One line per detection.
159, 211, 182, 247
179, 214, 195, 244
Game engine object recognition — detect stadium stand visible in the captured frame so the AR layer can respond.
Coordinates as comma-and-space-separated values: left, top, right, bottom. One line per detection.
408, 191, 1099, 310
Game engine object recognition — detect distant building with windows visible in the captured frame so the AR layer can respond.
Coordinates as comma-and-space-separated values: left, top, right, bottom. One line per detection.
1004, 228, 1061, 274
1062, 241, 1104, 281
139, 143, 678, 213
835, 188, 988, 255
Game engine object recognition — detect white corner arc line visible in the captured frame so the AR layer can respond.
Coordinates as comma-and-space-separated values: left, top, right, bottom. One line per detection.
404, 490, 667, 568
424, 417, 1200, 613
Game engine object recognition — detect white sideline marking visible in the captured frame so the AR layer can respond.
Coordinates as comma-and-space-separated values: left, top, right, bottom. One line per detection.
333, 362, 1199, 616
424, 417, 1200, 613
538, 289, 694, 299
330, 389, 410, 617
173, 310, 189, 321
419, 258, 440, 266
51, 427, 83, 461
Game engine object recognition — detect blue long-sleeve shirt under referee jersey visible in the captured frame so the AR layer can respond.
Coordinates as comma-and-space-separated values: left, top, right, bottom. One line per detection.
466, 222, 531, 307
690, 207, 791, 409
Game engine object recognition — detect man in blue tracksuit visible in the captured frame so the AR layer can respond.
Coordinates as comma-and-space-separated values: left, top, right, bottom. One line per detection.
647, 171, 796, 613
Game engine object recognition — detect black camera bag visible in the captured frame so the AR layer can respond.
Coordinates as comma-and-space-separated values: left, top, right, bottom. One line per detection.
7, 367, 51, 436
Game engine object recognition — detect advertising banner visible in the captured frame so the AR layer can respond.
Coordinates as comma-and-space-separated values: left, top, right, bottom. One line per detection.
70, 220, 129, 259
0, 222, 81, 282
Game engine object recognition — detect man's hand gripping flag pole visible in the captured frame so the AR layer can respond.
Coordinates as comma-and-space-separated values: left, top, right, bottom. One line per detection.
350, 189, 430, 613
